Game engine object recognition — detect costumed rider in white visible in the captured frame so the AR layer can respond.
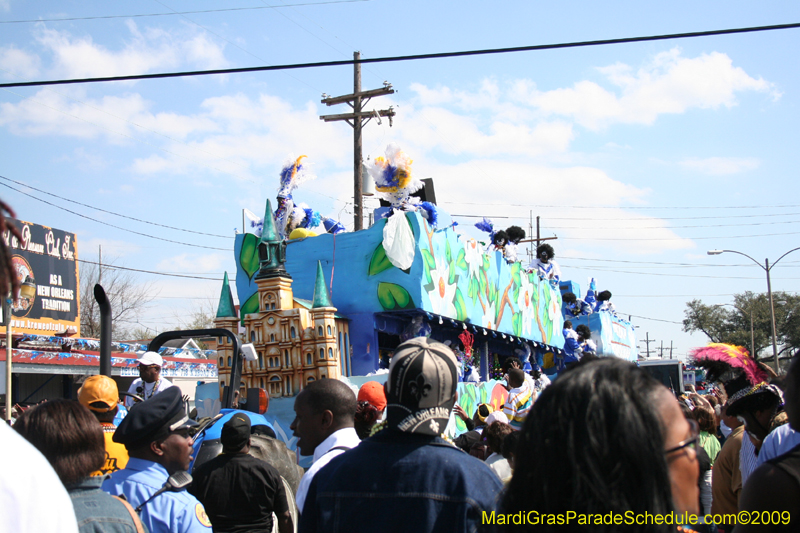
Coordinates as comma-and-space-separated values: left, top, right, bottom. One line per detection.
529, 243, 561, 283
126, 351, 175, 408
562, 292, 592, 319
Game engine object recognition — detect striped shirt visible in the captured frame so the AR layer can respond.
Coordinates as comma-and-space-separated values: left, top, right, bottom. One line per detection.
740, 433, 759, 484
503, 383, 534, 430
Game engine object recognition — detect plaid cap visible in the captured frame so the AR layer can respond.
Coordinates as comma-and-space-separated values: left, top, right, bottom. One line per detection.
726, 382, 785, 418
386, 337, 458, 436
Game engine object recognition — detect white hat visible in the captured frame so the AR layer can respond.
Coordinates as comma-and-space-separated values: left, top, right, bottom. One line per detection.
137, 351, 163, 367
485, 411, 509, 425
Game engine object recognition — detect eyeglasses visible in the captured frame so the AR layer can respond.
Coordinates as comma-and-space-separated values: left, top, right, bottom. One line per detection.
664, 419, 699, 455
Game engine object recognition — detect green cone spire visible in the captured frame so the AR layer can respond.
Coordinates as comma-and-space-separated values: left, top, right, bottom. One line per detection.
215, 272, 237, 318
312, 261, 333, 308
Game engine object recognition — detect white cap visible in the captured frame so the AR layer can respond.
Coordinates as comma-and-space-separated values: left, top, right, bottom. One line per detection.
485, 411, 509, 425
136, 351, 163, 367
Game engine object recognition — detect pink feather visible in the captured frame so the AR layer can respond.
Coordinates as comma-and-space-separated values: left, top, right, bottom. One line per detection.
689, 343, 767, 385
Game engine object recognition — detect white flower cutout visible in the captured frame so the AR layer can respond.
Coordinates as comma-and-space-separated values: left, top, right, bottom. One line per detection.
516, 276, 535, 336
463, 238, 483, 280
428, 256, 457, 318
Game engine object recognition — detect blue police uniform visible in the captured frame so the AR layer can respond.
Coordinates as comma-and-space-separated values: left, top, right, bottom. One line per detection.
103, 458, 212, 533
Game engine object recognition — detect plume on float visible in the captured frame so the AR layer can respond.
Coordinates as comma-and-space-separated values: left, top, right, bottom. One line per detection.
419, 201, 438, 229
277, 155, 314, 198
689, 343, 768, 385
368, 144, 422, 195
474, 218, 494, 234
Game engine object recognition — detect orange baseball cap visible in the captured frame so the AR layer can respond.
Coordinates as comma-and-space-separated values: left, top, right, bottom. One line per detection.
78, 375, 120, 412
358, 381, 387, 412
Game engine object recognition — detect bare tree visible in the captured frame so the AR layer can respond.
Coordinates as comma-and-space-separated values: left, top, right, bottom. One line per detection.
80, 259, 156, 341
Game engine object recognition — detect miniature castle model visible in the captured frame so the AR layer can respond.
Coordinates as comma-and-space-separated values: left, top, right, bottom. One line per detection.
215, 200, 351, 398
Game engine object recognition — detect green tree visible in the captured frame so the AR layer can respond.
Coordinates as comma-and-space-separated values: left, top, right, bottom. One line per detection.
682, 291, 800, 363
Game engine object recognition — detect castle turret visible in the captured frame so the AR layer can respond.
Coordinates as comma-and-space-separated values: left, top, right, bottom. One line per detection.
213, 272, 239, 394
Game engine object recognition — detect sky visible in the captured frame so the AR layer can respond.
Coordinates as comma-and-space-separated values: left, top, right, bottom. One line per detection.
1, 0, 799, 360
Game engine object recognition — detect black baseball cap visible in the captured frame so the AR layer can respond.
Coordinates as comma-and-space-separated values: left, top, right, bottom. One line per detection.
385, 337, 458, 436
221, 413, 251, 452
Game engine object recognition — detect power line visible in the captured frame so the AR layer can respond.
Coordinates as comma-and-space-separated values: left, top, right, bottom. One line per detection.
447, 202, 800, 210
78, 259, 225, 281
562, 264, 800, 280
562, 230, 800, 241
451, 213, 800, 230
0, 1, 370, 24
0, 175, 229, 238
0, 181, 232, 251
560, 256, 800, 268
628, 314, 684, 325
2, 21, 800, 89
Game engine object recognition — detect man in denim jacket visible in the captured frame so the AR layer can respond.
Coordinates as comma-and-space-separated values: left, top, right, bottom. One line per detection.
299, 337, 503, 533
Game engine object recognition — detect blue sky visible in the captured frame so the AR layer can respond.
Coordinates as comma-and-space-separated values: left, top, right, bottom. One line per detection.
1, 0, 799, 359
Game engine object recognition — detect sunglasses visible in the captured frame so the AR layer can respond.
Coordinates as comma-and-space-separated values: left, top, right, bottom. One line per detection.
664, 419, 699, 455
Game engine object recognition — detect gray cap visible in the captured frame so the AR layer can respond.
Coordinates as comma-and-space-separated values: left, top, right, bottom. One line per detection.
386, 337, 458, 436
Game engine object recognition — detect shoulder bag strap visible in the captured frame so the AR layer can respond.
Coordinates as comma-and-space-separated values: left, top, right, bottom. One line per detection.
112, 495, 147, 533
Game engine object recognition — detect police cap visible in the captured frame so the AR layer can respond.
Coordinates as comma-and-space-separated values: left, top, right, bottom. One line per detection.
113, 387, 197, 448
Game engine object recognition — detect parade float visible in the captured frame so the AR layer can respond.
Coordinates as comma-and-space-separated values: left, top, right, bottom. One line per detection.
210, 146, 637, 443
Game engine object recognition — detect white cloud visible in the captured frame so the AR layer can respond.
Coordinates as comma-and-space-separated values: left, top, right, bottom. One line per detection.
423, 160, 692, 254
0, 45, 40, 79
0, 0, 9, 11
394, 103, 573, 157
155, 252, 228, 274
32, 22, 228, 80
0, 88, 218, 142
679, 156, 759, 176
527, 48, 777, 130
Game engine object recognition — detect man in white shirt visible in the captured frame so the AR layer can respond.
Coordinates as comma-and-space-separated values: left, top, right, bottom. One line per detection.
125, 351, 174, 407
756, 423, 800, 465
291, 378, 359, 514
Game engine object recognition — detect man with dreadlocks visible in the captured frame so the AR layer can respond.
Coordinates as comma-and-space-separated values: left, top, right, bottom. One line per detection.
737, 355, 800, 532
690, 343, 785, 486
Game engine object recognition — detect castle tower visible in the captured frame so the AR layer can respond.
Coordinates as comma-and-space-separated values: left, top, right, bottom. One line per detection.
213, 272, 239, 394
255, 199, 294, 311
310, 261, 341, 381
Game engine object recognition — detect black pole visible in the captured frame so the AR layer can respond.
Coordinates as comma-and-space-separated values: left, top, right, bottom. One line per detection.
94, 284, 112, 376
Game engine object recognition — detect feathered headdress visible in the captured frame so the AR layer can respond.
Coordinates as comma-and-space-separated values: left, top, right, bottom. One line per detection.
277, 155, 313, 198
689, 343, 768, 386
369, 144, 421, 197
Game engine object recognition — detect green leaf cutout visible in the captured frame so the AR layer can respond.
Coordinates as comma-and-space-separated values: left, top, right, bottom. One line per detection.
421, 248, 436, 270
456, 248, 467, 271
377, 282, 415, 310
512, 313, 522, 337
445, 240, 452, 264
368, 243, 395, 276
468, 277, 479, 300
239, 292, 260, 324
239, 233, 260, 281
454, 289, 467, 321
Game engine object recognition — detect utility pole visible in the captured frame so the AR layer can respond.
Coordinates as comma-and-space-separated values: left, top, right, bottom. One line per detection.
669, 340, 674, 360
320, 51, 395, 231
659, 340, 664, 358
641, 332, 655, 359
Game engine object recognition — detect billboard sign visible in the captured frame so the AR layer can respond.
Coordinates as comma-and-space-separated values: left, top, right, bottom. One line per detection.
2, 219, 80, 335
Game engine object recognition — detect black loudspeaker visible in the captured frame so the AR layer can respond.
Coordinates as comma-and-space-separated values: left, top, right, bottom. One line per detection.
379, 178, 437, 207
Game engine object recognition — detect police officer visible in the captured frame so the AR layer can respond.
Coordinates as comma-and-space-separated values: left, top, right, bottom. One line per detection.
103, 387, 212, 533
